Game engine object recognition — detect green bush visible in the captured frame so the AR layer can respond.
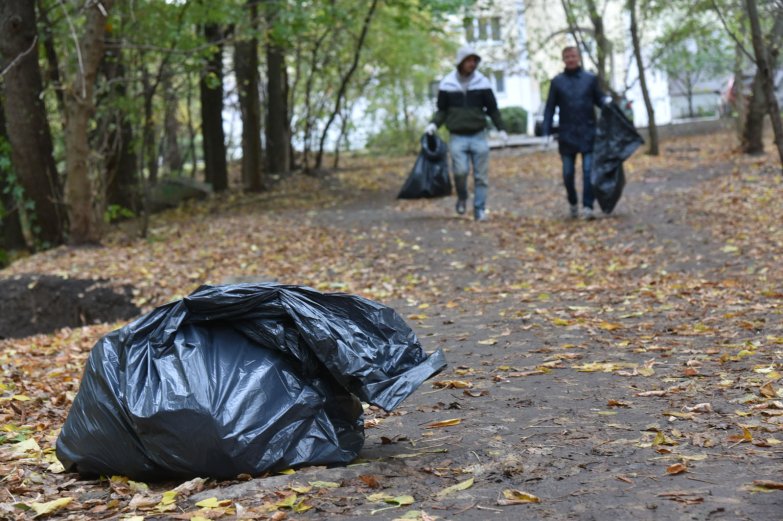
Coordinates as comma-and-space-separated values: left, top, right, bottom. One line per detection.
500, 106, 528, 134
365, 126, 421, 156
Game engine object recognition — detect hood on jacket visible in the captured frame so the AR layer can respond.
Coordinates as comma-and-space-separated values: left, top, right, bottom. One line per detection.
455, 45, 481, 68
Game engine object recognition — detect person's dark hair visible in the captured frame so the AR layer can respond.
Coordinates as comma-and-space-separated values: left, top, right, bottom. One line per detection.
562, 46, 578, 57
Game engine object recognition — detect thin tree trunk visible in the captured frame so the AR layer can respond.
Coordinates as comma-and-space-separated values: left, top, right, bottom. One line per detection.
585, 0, 609, 90
235, 0, 264, 191
315, 0, 379, 171
743, 68, 766, 154
265, 4, 290, 176
0, 0, 64, 246
162, 70, 184, 175
100, 40, 138, 214
36, 0, 64, 116
629, 0, 658, 155
63, 0, 114, 244
0, 93, 27, 254
746, 0, 783, 166
200, 23, 228, 191
141, 63, 159, 184
187, 72, 198, 178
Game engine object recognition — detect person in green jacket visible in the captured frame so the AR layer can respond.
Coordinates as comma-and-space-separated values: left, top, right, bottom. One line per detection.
425, 45, 507, 222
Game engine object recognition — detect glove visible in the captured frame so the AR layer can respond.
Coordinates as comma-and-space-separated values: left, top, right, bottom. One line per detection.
602, 95, 613, 106
498, 130, 508, 145
425, 122, 437, 135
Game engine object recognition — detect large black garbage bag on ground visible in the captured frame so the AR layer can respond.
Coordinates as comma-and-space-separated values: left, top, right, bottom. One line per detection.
591, 103, 644, 214
397, 133, 451, 199
56, 283, 447, 481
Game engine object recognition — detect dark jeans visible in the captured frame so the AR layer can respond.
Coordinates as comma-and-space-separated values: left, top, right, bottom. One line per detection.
561, 152, 594, 209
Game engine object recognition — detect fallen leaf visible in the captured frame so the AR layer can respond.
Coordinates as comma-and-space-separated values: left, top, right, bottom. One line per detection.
29, 497, 73, 517
432, 380, 473, 389
436, 477, 474, 497
682, 403, 712, 413
760, 382, 777, 399
752, 480, 783, 490
666, 463, 687, 475
497, 489, 541, 505
309, 480, 340, 489
425, 418, 462, 429
195, 497, 232, 508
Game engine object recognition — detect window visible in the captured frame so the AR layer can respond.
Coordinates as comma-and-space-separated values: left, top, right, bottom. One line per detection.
494, 71, 505, 94
463, 16, 501, 42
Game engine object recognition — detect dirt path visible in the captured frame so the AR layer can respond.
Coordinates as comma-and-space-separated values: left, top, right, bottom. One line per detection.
226, 142, 780, 520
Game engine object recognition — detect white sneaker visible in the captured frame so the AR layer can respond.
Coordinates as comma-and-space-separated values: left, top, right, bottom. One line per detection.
569, 205, 579, 219
582, 207, 595, 221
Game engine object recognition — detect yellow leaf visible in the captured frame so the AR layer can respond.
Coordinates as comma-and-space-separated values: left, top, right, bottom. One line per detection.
12, 394, 32, 401
432, 380, 473, 389
766, 438, 781, 446
551, 318, 571, 326
721, 245, 739, 253
309, 481, 340, 489
294, 500, 313, 513
478, 338, 497, 345
10, 438, 40, 456
195, 497, 232, 508
436, 477, 474, 497
191, 517, 211, 521
498, 489, 541, 504
425, 418, 462, 429
653, 431, 677, 446
29, 497, 72, 517
598, 322, 623, 331
275, 493, 297, 508
290, 484, 312, 494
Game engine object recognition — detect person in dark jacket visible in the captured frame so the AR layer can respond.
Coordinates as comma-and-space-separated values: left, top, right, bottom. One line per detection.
425, 45, 507, 222
543, 46, 611, 220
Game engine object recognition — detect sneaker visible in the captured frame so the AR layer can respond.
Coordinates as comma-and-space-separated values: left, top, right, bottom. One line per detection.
569, 204, 579, 219
474, 208, 487, 222
455, 199, 467, 215
582, 207, 595, 221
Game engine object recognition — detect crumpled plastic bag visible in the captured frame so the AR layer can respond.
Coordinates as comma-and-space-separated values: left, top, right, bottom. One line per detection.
397, 133, 452, 199
591, 103, 644, 214
56, 283, 447, 480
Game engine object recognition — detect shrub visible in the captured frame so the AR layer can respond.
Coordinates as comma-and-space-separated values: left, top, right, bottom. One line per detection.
500, 106, 528, 134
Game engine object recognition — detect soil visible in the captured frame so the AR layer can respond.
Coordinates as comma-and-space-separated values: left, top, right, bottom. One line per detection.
0, 275, 139, 339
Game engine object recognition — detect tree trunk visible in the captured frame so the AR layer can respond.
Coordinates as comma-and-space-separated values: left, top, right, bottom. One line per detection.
99, 41, 138, 214
628, 0, 658, 155
36, 0, 64, 117
585, 0, 609, 90
0, 0, 64, 246
265, 5, 290, 176
0, 93, 27, 254
62, 1, 115, 244
162, 70, 184, 176
746, 0, 783, 166
315, 0, 379, 171
743, 68, 766, 154
235, 0, 264, 191
141, 64, 160, 184
200, 23, 228, 191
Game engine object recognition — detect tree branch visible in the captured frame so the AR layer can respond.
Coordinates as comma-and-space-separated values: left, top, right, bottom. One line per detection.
0, 36, 38, 79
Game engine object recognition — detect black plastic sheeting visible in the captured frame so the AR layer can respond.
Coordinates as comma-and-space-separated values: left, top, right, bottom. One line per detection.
397, 133, 452, 199
591, 103, 644, 214
56, 283, 447, 481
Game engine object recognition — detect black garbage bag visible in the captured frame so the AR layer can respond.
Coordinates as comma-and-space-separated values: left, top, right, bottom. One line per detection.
56, 283, 447, 481
397, 133, 451, 199
591, 102, 644, 214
